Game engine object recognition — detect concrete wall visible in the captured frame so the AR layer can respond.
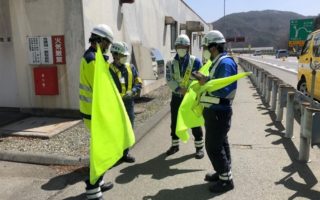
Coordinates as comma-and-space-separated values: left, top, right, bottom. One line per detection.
82, 0, 208, 64
1, 0, 208, 110
8, 0, 84, 109
0, 0, 19, 107
82, 0, 209, 94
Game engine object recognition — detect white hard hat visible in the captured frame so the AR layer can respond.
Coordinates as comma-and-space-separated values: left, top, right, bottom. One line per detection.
110, 41, 130, 56
202, 30, 226, 46
91, 24, 114, 43
175, 34, 190, 46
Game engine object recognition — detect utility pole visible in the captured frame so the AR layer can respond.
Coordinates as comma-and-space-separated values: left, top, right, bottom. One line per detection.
224, 0, 226, 18
224, 0, 226, 34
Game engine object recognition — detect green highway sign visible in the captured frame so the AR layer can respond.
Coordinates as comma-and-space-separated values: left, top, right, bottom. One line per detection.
289, 18, 314, 41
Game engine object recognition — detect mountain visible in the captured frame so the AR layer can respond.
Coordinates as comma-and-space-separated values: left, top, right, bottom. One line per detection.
211, 10, 312, 49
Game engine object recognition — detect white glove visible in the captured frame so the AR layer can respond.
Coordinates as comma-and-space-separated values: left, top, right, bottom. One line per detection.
123, 90, 133, 99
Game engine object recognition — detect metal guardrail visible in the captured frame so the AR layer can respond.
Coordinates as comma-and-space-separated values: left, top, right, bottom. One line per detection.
238, 57, 320, 162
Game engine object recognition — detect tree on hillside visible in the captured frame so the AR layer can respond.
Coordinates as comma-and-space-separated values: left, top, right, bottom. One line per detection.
315, 14, 320, 30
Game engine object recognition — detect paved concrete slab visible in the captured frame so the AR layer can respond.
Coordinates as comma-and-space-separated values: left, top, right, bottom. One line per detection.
0, 117, 80, 138
1, 70, 320, 200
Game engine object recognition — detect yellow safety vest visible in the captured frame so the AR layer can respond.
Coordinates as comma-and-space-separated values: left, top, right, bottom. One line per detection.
172, 55, 195, 88
79, 53, 110, 130
79, 58, 95, 118
110, 63, 133, 97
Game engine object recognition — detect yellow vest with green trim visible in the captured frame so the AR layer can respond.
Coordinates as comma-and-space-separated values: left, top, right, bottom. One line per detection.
109, 63, 133, 97
172, 55, 195, 89
79, 56, 110, 120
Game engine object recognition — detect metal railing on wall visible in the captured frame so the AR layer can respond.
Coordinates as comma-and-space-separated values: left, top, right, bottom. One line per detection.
238, 57, 320, 163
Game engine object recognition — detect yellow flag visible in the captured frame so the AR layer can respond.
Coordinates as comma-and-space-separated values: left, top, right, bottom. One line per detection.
176, 65, 251, 142
174, 60, 212, 142
90, 47, 135, 185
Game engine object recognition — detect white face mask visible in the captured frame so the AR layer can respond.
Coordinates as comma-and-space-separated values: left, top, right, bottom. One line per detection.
119, 56, 127, 64
203, 49, 211, 60
177, 49, 187, 58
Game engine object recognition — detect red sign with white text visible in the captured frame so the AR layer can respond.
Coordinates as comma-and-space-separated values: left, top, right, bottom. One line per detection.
52, 35, 66, 64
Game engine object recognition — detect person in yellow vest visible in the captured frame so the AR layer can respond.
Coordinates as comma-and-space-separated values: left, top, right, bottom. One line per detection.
79, 24, 114, 200
165, 34, 204, 159
109, 41, 142, 163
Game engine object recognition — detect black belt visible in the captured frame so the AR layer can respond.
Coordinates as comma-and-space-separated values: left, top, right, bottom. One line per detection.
172, 92, 184, 98
219, 98, 231, 105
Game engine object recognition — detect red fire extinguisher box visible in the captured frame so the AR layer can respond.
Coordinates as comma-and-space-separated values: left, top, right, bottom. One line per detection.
33, 66, 59, 95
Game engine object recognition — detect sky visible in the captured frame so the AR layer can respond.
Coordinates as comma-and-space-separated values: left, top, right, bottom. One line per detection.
183, 0, 320, 23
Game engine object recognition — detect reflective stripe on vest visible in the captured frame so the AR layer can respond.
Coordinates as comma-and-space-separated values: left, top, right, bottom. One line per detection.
110, 63, 133, 97
79, 57, 96, 117
172, 55, 195, 88
200, 55, 235, 105
209, 55, 231, 78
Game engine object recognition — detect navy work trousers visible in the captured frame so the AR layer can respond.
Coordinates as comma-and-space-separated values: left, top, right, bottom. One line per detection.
123, 97, 135, 156
123, 98, 135, 127
170, 93, 203, 141
203, 108, 232, 174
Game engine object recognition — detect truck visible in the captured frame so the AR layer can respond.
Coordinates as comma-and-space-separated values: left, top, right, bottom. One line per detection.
297, 29, 320, 100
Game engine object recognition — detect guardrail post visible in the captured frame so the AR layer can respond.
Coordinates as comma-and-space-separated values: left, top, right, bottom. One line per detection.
299, 102, 311, 162
271, 78, 279, 112
253, 67, 258, 86
285, 92, 295, 138
265, 75, 273, 105
250, 65, 255, 84
276, 84, 293, 121
257, 70, 262, 92
276, 84, 285, 121
263, 73, 270, 103
261, 71, 265, 97
262, 72, 267, 99
312, 111, 320, 146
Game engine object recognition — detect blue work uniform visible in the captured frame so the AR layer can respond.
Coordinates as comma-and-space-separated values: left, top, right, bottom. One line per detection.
200, 52, 237, 181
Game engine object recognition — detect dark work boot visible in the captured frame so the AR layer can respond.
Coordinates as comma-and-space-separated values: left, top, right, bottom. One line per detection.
99, 180, 114, 192
122, 149, 136, 163
166, 146, 179, 156
204, 172, 219, 182
209, 179, 234, 193
85, 180, 104, 200
195, 148, 204, 159
194, 139, 204, 159
121, 154, 136, 163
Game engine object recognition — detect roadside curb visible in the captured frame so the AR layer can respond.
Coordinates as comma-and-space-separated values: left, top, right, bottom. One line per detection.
0, 151, 88, 166
0, 105, 170, 166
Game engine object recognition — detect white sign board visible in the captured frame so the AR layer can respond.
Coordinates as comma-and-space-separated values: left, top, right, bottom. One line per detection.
27, 37, 41, 64
40, 37, 53, 64
27, 36, 65, 65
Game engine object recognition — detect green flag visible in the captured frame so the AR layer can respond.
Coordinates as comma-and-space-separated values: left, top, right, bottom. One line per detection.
90, 47, 135, 185
176, 66, 251, 142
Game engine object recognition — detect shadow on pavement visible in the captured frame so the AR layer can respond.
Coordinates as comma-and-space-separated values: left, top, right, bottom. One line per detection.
115, 153, 204, 184
63, 193, 86, 200
256, 91, 320, 199
41, 167, 87, 191
142, 183, 219, 200
274, 137, 320, 200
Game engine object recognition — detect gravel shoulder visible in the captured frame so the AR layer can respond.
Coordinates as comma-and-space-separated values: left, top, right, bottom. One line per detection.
0, 85, 171, 158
